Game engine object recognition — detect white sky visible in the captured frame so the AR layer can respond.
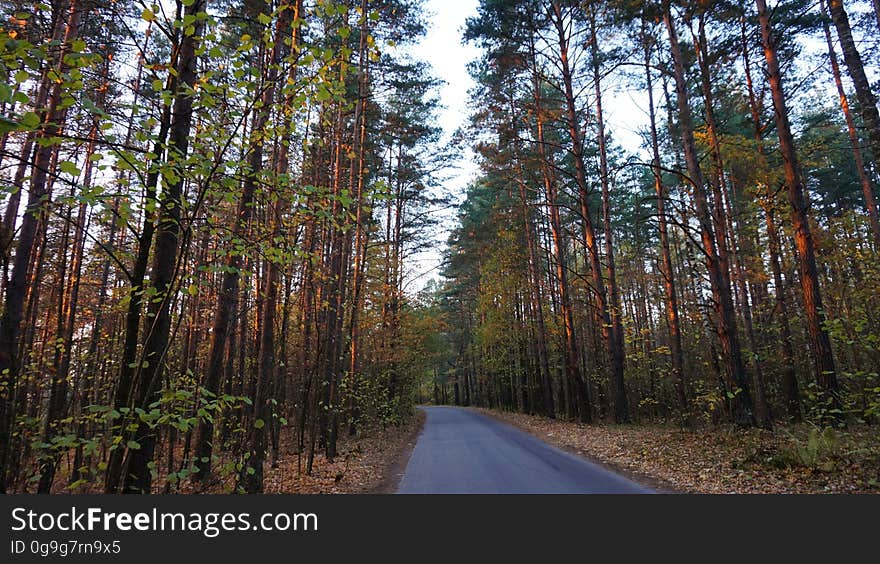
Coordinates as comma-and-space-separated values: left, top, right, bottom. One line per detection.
403, 0, 482, 293
401, 0, 655, 294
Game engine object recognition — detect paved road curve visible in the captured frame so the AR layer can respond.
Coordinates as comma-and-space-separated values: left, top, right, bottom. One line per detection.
397, 407, 652, 494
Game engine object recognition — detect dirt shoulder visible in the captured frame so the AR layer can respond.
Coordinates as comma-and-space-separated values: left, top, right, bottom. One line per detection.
372, 409, 426, 493
477, 408, 880, 494
260, 410, 425, 494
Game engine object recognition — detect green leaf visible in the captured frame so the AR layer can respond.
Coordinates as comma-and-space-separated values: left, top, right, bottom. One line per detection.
254, 418, 265, 429
59, 160, 80, 176
21, 112, 40, 130
127, 440, 141, 450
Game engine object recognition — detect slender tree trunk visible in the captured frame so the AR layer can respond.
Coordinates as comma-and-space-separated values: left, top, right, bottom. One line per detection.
37, 94, 102, 492
551, 0, 609, 422
528, 23, 585, 422
0, 0, 81, 492
820, 0, 880, 248
196, 0, 299, 482
346, 0, 371, 435
693, 15, 772, 429
664, 1, 755, 426
105, 35, 177, 493
764, 205, 801, 420
756, 0, 840, 419
515, 154, 554, 419
588, 7, 628, 423
827, 0, 880, 188
121, 0, 208, 493
643, 27, 687, 417
742, 17, 801, 421
238, 0, 301, 492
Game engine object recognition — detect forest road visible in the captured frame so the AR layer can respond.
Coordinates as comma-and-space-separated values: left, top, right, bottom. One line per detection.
396, 407, 653, 494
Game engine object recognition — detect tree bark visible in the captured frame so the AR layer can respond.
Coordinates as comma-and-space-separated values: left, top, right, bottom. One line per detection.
550, 0, 609, 422
121, 0, 208, 493
588, 6, 628, 423
827, 1, 880, 198
664, 1, 755, 426
756, 0, 841, 419
0, 0, 81, 493
643, 25, 687, 417
820, 0, 880, 248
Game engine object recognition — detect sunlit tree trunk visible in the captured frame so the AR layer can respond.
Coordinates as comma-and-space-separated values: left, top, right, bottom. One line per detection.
664, 1, 755, 427
756, 0, 840, 419
550, 0, 610, 422
819, 0, 880, 248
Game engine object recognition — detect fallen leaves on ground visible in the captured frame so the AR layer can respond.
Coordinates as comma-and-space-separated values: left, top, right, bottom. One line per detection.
480, 409, 880, 494
261, 413, 424, 494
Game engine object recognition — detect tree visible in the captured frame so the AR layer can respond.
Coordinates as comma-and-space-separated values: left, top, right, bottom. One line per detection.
755, 0, 841, 419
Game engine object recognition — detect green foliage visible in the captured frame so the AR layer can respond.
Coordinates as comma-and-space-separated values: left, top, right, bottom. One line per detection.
779, 426, 839, 471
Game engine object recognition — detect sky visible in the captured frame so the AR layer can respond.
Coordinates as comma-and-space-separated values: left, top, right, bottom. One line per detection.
401, 0, 483, 293
398, 0, 658, 294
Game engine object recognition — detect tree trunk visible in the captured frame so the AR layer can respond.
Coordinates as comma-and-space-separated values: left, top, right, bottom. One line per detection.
820, 0, 880, 248
121, 0, 208, 493
643, 25, 687, 417
238, 0, 301, 492
827, 1, 880, 198
756, 0, 841, 420
0, 0, 81, 493
551, 0, 610, 422
588, 7, 628, 423
693, 15, 772, 430
664, 1, 755, 427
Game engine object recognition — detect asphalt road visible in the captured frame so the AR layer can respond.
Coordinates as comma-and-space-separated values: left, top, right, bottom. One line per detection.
397, 406, 653, 494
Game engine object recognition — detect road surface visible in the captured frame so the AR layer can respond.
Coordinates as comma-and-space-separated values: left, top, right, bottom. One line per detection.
397, 407, 652, 494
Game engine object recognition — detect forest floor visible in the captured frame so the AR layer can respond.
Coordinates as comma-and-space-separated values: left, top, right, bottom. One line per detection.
48, 411, 425, 494
250, 411, 425, 494
478, 409, 880, 494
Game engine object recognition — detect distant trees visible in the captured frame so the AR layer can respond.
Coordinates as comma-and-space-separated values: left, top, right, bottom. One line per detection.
442, 0, 880, 428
